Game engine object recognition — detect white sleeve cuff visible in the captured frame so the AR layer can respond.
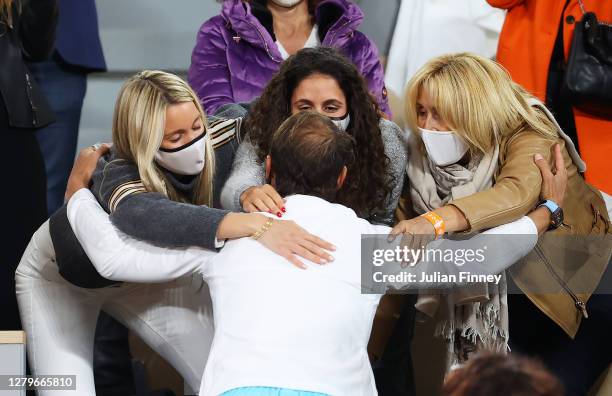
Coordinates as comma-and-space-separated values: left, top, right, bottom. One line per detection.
214, 237, 226, 249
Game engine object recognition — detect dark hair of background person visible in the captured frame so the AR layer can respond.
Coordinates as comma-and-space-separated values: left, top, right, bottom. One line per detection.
442, 353, 565, 396
246, 46, 392, 217
269, 111, 355, 203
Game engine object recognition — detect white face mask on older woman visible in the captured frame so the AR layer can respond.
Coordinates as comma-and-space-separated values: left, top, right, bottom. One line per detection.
419, 127, 469, 167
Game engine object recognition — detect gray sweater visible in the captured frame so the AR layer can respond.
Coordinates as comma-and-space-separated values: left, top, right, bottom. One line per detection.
219, 110, 409, 226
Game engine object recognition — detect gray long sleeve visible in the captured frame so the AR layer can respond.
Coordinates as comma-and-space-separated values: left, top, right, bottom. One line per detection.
374, 118, 409, 226
220, 137, 265, 211
92, 152, 229, 250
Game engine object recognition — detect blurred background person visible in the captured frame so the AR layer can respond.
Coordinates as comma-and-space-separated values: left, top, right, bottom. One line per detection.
442, 353, 565, 396
487, 0, 612, 195
384, 0, 504, 129
0, 0, 57, 331
188, 0, 390, 116
28, 0, 106, 216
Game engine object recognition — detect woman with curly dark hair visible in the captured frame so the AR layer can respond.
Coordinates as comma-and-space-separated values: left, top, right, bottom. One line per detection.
220, 47, 407, 226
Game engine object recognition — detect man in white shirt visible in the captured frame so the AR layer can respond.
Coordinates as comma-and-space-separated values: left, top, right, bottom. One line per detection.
67, 112, 565, 396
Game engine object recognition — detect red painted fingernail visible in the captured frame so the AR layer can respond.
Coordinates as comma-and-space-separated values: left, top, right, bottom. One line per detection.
281, 207, 286, 213
268, 210, 273, 214
276, 212, 282, 218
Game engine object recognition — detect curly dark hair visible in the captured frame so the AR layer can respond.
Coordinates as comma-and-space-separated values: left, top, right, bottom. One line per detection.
245, 46, 392, 218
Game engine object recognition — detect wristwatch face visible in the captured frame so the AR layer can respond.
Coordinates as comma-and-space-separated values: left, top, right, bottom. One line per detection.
550, 207, 564, 229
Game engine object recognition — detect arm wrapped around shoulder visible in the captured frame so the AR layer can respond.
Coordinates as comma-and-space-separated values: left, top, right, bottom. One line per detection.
450, 132, 557, 232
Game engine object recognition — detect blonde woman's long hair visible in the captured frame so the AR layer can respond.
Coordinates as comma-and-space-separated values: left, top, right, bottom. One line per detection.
404, 53, 558, 155
112, 70, 215, 206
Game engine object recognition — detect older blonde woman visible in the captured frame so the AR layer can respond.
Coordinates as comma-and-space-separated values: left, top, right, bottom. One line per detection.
392, 53, 610, 390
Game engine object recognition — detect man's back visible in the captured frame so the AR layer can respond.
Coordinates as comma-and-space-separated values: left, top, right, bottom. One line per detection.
200, 195, 387, 396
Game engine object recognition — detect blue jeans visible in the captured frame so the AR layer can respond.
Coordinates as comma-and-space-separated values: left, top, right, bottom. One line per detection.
28, 56, 87, 215
222, 387, 328, 396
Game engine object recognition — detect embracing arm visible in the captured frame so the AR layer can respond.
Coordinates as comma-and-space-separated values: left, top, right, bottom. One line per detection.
67, 189, 214, 282
68, 145, 336, 270
449, 132, 556, 232
90, 156, 230, 250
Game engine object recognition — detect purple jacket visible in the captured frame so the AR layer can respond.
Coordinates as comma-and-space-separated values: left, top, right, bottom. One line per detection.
188, 0, 389, 116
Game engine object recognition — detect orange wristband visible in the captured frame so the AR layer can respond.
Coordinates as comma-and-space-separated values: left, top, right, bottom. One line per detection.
421, 211, 445, 238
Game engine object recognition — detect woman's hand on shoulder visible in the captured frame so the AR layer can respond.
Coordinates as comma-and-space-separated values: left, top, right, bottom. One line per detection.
258, 218, 336, 270
240, 184, 286, 217
534, 143, 567, 207
65, 143, 112, 201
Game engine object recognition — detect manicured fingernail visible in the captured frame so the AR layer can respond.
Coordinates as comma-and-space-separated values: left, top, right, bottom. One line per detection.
281, 207, 286, 213
328, 255, 335, 262
331, 245, 337, 251
534, 154, 543, 161
276, 212, 282, 218
320, 258, 327, 264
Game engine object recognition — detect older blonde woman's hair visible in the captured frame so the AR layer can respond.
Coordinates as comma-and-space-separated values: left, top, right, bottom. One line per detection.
112, 70, 215, 206
405, 53, 558, 155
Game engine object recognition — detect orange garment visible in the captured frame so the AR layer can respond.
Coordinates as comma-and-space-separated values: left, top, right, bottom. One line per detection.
487, 0, 612, 194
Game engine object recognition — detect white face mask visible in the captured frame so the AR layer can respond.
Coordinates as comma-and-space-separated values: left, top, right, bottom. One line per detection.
270, 0, 303, 8
155, 131, 207, 175
329, 113, 350, 132
419, 127, 469, 167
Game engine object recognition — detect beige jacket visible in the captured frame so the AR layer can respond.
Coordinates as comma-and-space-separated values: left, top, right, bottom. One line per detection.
396, 131, 611, 338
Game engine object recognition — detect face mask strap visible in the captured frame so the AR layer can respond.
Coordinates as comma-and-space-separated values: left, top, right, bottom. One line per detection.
159, 130, 207, 153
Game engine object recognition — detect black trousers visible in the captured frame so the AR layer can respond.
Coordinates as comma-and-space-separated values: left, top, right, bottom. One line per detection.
508, 263, 612, 396
373, 295, 417, 396
0, 102, 48, 331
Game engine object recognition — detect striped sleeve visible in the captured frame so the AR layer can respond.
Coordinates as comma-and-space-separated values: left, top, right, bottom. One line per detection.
108, 180, 147, 213
208, 117, 240, 149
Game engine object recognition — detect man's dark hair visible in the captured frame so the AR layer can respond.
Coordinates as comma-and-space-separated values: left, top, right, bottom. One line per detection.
269, 111, 355, 202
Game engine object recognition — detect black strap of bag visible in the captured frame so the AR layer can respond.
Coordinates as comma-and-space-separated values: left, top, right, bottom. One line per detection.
564, 0, 612, 118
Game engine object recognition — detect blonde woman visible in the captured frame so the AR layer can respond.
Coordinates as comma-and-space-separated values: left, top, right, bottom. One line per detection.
16, 71, 333, 395
391, 54, 610, 389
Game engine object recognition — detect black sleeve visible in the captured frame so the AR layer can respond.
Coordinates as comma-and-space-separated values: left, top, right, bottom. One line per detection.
19, 0, 58, 61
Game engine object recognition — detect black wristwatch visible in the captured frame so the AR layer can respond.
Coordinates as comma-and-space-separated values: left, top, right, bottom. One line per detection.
537, 199, 564, 230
